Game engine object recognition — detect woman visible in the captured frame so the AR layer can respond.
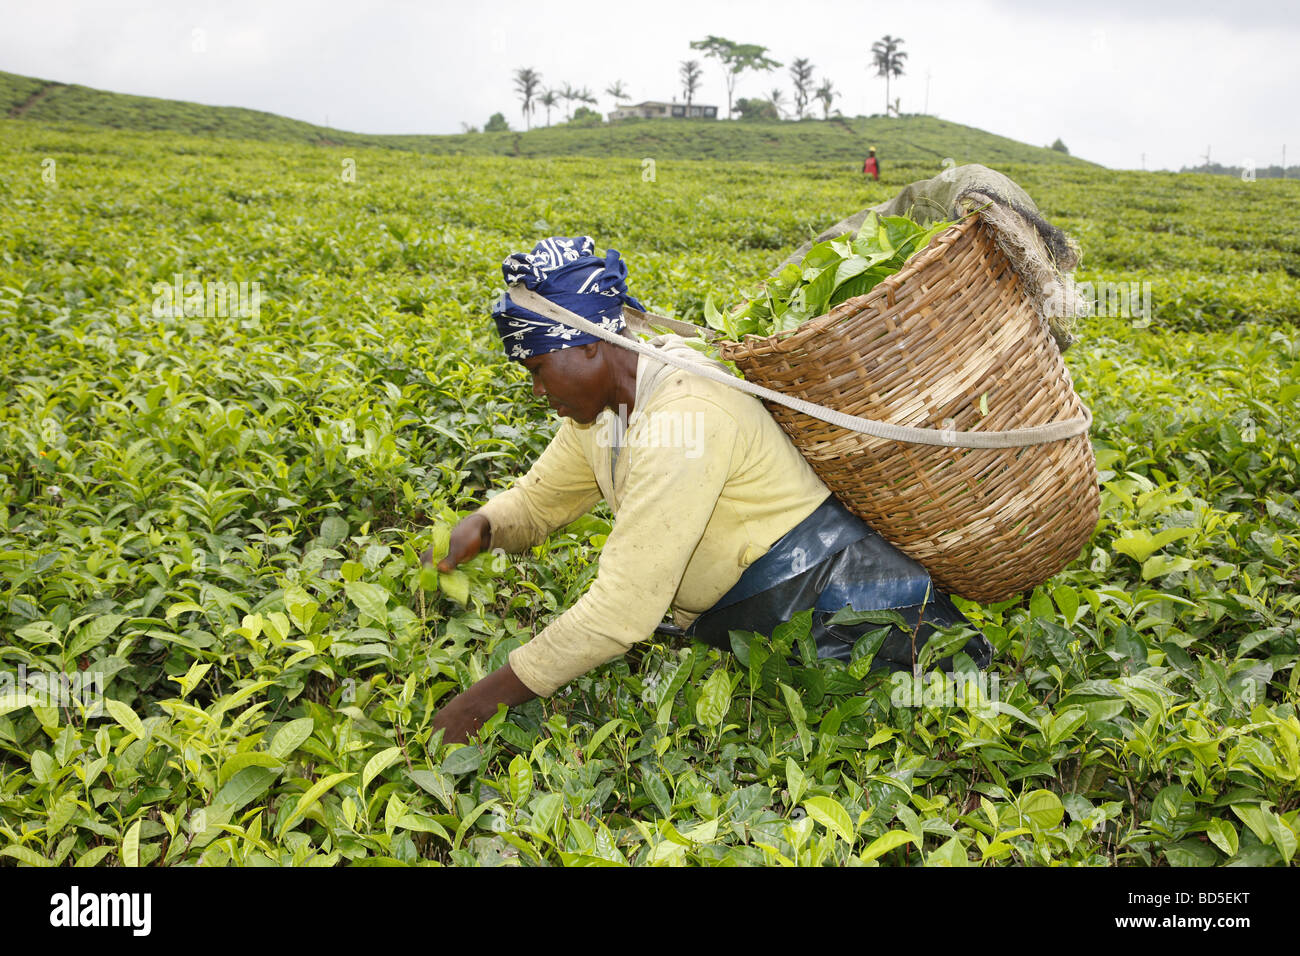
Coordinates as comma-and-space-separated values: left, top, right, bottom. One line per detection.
422, 235, 989, 743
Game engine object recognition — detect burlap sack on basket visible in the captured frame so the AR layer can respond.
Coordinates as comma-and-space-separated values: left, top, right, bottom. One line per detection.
717, 165, 1100, 604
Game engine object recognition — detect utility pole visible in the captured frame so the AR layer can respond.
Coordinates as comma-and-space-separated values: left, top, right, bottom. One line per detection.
1202, 145, 1211, 168
1141, 152, 1145, 170
1283, 144, 1287, 178
924, 71, 931, 116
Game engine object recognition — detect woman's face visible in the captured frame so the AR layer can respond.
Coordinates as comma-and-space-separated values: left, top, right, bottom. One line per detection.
521, 344, 608, 424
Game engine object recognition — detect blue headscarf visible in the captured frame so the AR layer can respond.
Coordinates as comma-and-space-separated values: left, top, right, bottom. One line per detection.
491, 236, 645, 362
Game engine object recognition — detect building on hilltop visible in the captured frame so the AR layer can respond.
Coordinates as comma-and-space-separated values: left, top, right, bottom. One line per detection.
608, 101, 719, 122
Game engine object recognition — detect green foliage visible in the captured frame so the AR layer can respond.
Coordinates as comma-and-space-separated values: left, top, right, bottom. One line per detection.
734, 98, 779, 123
689, 36, 783, 121
706, 211, 955, 338
0, 120, 1297, 867
567, 107, 602, 128
484, 113, 510, 134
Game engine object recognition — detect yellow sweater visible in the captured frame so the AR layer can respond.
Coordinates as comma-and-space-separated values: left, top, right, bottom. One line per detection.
476, 336, 830, 696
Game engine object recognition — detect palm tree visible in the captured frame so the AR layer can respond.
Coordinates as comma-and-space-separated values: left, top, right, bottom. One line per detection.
559, 83, 578, 121
789, 57, 815, 119
680, 59, 703, 108
815, 78, 838, 119
539, 89, 559, 127
870, 36, 907, 116
513, 67, 542, 130
605, 80, 628, 109
570, 86, 598, 122
769, 87, 787, 120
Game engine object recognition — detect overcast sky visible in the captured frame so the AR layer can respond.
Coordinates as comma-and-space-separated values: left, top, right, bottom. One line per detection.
3, 0, 1297, 170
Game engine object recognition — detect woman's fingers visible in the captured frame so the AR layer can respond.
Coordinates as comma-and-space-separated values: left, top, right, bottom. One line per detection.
437, 519, 484, 572
435, 541, 466, 572
424, 513, 492, 573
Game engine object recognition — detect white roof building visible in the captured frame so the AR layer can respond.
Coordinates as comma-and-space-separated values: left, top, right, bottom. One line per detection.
608, 101, 719, 121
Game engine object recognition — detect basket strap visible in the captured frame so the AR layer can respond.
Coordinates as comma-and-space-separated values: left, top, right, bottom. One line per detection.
508, 285, 1093, 449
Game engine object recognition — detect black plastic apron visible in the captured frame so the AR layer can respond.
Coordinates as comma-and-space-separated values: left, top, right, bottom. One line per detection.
687, 495, 992, 672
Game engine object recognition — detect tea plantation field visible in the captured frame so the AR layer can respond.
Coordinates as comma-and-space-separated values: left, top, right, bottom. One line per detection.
1, 121, 1298, 867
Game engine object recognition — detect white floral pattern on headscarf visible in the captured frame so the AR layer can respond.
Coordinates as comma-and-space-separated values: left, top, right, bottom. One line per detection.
491, 236, 644, 362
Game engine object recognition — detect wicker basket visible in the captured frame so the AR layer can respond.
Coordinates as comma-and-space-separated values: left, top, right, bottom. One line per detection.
715, 214, 1100, 604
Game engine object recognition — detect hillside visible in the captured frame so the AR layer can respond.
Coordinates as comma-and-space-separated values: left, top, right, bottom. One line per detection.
1, 69, 1096, 167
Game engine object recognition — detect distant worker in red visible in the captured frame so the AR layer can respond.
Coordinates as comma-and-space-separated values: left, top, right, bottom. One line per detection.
863, 146, 880, 180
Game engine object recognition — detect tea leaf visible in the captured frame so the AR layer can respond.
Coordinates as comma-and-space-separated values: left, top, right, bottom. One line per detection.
804, 796, 855, 843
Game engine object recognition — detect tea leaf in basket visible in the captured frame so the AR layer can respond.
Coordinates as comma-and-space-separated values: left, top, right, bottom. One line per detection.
717, 210, 956, 340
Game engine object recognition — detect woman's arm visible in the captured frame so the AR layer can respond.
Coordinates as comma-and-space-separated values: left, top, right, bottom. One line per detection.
422, 422, 599, 742
505, 393, 741, 697
431, 662, 537, 745
474, 419, 602, 553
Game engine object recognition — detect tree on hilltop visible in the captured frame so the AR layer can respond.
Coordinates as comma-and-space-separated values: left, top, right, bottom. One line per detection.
870, 36, 907, 115
558, 83, 597, 121
513, 67, 542, 130
790, 58, 815, 119
735, 97, 779, 122
769, 87, 788, 120
570, 106, 603, 127
559, 83, 578, 121
539, 89, 558, 126
605, 80, 628, 111
690, 35, 782, 119
680, 59, 703, 108
815, 78, 838, 119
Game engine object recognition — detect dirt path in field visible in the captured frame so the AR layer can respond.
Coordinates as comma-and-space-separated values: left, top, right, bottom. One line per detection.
8, 82, 64, 118
831, 115, 949, 163
831, 116, 860, 137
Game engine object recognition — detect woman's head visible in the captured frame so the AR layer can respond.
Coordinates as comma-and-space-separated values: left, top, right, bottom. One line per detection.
490, 235, 642, 361
490, 236, 643, 422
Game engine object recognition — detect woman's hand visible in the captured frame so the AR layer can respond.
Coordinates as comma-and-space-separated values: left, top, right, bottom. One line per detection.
420, 513, 492, 572
432, 663, 537, 745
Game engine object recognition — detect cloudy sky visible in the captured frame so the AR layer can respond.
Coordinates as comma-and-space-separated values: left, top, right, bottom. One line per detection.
3, 0, 1296, 170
